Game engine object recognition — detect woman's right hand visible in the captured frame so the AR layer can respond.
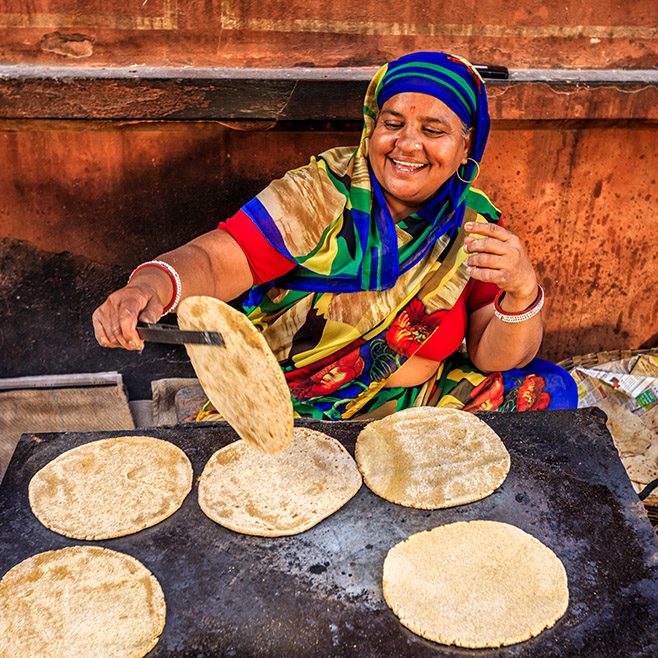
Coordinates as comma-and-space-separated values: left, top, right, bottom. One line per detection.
91, 229, 256, 351
92, 283, 165, 351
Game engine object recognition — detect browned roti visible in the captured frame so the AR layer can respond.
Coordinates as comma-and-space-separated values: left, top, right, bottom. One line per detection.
178, 296, 293, 454
383, 521, 569, 648
29, 436, 193, 540
198, 427, 362, 536
355, 407, 510, 509
0, 546, 166, 658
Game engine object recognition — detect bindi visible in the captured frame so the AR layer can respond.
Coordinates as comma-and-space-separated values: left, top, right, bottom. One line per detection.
410, 106, 416, 113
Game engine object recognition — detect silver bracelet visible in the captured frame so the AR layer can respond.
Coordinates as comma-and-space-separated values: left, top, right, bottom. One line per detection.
128, 260, 182, 313
493, 285, 544, 324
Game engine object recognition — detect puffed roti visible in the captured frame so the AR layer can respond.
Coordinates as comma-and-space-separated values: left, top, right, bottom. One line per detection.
0, 546, 166, 658
355, 407, 510, 509
29, 436, 193, 540
383, 521, 569, 648
198, 427, 362, 536
178, 296, 293, 454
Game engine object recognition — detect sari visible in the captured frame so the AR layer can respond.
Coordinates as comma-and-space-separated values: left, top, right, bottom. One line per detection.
198, 52, 577, 421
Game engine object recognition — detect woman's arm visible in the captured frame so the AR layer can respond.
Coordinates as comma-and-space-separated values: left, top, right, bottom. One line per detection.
92, 230, 254, 351
463, 221, 543, 372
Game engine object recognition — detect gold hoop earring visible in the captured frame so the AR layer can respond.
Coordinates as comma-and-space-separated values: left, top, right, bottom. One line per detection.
456, 158, 480, 184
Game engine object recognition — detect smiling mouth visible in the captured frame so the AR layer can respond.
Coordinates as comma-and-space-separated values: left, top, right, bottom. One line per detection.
389, 158, 428, 174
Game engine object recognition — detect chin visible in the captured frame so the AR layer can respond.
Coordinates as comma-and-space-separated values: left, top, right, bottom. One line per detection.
388, 187, 427, 206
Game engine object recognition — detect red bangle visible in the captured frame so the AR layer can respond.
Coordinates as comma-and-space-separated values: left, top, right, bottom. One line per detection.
128, 260, 182, 314
493, 285, 544, 323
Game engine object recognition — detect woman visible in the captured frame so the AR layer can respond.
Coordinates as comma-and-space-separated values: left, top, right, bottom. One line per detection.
93, 51, 577, 419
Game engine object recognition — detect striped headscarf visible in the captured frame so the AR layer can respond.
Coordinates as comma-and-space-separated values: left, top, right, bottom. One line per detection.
374, 51, 489, 197
241, 51, 491, 295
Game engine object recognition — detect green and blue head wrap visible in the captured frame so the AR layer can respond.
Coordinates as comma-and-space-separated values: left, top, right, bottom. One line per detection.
242, 51, 493, 295
374, 51, 489, 186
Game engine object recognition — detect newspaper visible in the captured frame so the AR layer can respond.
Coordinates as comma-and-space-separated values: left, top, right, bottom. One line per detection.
567, 352, 658, 508
571, 354, 658, 415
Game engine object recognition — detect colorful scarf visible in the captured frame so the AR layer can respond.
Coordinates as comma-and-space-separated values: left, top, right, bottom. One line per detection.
241, 52, 489, 295
208, 53, 508, 419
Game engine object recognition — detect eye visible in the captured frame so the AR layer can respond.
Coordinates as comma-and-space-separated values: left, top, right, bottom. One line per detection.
383, 121, 403, 130
423, 127, 445, 137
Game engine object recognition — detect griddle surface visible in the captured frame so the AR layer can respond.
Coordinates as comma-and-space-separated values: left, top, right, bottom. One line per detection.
1, 409, 657, 657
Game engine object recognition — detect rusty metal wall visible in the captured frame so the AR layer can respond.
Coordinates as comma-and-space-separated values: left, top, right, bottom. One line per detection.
1, 0, 656, 68
0, 1, 656, 379
1, 119, 656, 362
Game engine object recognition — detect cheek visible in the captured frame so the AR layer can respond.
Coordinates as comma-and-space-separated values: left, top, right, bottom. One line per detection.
370, 130, 394, 156
431, 141, 466, 168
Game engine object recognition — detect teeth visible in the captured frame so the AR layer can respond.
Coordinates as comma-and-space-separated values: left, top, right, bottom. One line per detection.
391, 159, 426, 169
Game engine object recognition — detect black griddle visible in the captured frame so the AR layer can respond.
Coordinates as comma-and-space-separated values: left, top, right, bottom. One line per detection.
1, 409, 657, 657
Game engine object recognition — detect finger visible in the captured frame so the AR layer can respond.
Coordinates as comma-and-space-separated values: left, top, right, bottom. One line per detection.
118, 305, 145, 350
466, 253, 508, 270
137, 295, 164, 325
92, 310, 111, 348
107, 316, 133, 350
99, 300, 134, 350
464, 221, 512, 241
92, 308, 122, 349
467, 266, 505, 285
464, 236, 508, 256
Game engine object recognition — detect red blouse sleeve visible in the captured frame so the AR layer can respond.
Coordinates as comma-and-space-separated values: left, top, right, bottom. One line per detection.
217, 210, 296, 284
466, 279, 500, 311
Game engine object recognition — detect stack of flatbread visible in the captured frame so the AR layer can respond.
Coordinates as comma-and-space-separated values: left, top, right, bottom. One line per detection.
3, 293, 575, 653
595, 398, 658, 506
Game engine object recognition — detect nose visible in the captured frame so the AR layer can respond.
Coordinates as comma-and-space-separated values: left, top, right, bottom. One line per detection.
395, 125, 423, 153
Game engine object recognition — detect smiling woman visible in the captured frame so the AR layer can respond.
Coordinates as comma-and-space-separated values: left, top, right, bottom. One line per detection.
369, 92, 471, 219
93, 51, 577, 419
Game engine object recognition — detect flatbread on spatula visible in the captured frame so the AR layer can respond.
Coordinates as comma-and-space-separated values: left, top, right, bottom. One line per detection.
0, 546, 166, 658
355, 407, 510, 509
29, 436, 192, 540
198, 427, 361, 536
383, 520, 569, 648
177, 296, 293, 454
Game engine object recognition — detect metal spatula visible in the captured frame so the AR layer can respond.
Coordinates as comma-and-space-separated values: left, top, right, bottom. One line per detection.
136, 322, 224, 346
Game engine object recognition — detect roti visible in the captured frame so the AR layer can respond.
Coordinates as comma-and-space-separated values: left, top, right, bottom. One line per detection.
29, 436, 193, 540
355, 407, 510, 509
383, 521, 569, 648
198, 427, 362, 536
624, 441, 658, 502
596, 397, 652, 458
177, 296, 293, 454
0, 546, 166, 658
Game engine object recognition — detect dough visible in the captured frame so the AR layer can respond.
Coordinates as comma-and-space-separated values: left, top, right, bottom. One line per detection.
383, 520, 569, 648
0, 546, 166, 658
355, 407, 510, 509
198, 427, 361, 536
178, 296, 293, 454
29, 436, 193, 540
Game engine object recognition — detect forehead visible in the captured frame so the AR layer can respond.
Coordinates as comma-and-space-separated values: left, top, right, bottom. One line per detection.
379, 92, 461, 125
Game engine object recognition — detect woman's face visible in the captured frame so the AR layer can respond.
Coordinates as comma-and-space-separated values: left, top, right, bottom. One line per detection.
369, 92, 472, 220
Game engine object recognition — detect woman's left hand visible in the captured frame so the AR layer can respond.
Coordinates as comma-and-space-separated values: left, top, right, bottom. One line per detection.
463, 221, 538, 309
